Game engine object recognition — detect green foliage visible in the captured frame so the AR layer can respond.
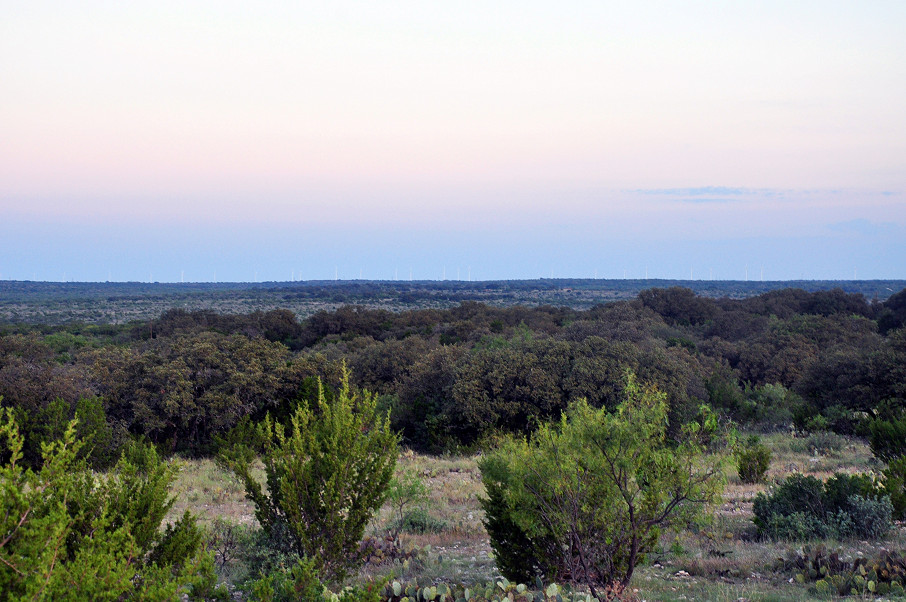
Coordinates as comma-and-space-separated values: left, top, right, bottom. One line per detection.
389, 507, 447, 535
753, 472, 892, 540
385, 467, 431, 538
845, 494, 895, 540
222, 370, 398, 585
793, 430, 848, 456
744, 383, 797, 426
882, 456, 906, 520
479, 455, 550, 584
0, 408, 224, 601
90, 332, 343, 455
74, 395, 119, 468
735, 435, 771, 484
869, 416, 906, 463
247, 556, 385, 602
479, 374, 727, 595
150, 510, 204, 569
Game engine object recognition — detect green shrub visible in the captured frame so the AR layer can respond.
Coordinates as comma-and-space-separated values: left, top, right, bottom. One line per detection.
883, 456, 906, 520
385, 467, 430, 538
389, 507, 447, 535
870, 417, 906, 463
763, 511, 828, 540
222, 372, 397, 585
246, 556, 384, 602
478, 455, 550, 584
479, 374, 727, 596
822, 473, 878, 511
753, 472, 891, 540
845, 495, 893, 540
72, 396, 121, 469
735, 435, 771, 483
754, 473, 825, 524
0, 408, 224, 600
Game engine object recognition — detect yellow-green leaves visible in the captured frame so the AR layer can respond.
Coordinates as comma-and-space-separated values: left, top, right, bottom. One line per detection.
479, 373, 728, 595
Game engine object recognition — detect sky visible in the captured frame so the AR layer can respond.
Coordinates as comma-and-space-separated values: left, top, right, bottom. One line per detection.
1, 1, 904, 282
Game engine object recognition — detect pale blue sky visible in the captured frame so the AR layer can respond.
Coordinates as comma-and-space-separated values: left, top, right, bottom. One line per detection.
1, 1, 904, 281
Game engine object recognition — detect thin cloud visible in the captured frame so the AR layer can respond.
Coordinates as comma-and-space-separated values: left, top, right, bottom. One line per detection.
636, 186, 752, 196
674, 197, 742, 204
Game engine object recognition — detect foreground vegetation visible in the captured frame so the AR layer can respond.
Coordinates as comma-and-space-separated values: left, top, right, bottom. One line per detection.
160, 431, 899, 601
5, 405, 906, 600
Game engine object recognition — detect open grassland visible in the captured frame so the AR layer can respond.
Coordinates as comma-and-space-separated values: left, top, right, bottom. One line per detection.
167, 431, 902, 601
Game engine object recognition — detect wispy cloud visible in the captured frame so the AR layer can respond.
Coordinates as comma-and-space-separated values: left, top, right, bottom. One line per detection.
635, 186, 753, 196
673, 197, 741, 204
628, 186, 777, 203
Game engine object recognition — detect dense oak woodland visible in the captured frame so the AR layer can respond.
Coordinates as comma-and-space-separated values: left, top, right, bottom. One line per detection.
1, 287, 905, 463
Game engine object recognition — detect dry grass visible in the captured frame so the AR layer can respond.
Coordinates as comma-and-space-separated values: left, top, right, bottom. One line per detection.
167, 458, 260, 527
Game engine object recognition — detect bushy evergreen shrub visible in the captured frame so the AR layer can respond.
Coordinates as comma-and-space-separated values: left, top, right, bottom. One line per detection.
0, 408, 225, 600
870, 417, 906, 463
735, 435, 771, 483
222, 371, 397, 585
882, 456, 906, 520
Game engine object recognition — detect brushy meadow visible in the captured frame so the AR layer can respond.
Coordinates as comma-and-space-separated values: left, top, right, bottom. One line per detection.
161, 430, 901, 601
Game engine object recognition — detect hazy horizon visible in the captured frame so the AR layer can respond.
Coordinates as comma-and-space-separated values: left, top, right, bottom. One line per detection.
2, 2, 904, 282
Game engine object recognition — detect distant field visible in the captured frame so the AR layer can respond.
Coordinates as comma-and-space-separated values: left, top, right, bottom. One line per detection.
2, 278, 902, 324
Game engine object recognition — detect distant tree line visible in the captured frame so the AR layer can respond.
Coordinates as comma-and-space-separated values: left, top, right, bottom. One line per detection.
1, 286, 905, 461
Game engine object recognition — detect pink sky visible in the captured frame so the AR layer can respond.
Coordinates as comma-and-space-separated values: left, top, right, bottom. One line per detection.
1, 1, 904, 280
